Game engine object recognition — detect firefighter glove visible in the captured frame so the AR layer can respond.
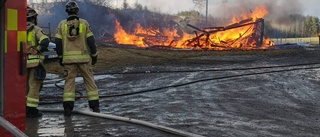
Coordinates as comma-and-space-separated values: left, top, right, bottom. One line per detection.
91, 56, 97, 65
59, 58, 64, 66
34, 64, 46, 80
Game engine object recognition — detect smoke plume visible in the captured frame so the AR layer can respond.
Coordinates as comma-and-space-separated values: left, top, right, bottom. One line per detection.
213, 0, 303, 25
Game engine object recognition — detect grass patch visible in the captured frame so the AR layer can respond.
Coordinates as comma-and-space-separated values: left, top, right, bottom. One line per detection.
44, 44, 306, 74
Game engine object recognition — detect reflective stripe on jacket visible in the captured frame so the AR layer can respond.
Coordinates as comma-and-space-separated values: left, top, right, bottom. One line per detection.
26, 23, 46, 68
55, 18, 94, 64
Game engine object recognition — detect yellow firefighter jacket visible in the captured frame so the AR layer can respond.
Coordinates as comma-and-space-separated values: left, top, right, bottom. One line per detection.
55, 16, 95, 64
27, 22, 48, 68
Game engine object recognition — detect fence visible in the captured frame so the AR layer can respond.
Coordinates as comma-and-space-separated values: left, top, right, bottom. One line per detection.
271, 37, 320, 45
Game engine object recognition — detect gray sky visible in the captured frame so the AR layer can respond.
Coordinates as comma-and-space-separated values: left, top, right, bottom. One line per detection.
114, 0, 320, 18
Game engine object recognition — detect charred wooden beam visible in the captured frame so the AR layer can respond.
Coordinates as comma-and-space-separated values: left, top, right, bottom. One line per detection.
184, 18, 265, 49
258, 18, 265, 47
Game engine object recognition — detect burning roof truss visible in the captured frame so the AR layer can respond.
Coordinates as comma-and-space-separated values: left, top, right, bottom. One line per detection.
183, 18, 266, 50
113, 17, 273, 50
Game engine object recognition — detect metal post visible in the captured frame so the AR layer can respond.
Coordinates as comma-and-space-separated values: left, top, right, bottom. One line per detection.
206, 0, 208, 23
318, 22, 320, 45
48, 22, 51, 40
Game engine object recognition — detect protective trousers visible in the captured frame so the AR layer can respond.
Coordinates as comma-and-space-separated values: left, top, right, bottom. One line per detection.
63, 63, 99, 109
26, 68, 43, 108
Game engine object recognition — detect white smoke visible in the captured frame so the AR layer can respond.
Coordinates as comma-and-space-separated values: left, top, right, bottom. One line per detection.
211, 0, 303, 22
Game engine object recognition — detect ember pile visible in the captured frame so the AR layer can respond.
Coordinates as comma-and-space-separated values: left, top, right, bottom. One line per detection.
111, 5, 275, 50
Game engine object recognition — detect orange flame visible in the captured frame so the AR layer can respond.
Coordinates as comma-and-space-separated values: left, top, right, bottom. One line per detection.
113, 5, 274, 50
114, 20, 145, 47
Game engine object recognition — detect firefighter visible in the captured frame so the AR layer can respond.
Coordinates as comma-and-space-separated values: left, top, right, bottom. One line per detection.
26, 6, 50, 117
55, 1, 100, 116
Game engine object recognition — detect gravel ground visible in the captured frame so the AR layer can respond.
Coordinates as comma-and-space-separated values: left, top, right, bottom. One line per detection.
26, 47, 320, 137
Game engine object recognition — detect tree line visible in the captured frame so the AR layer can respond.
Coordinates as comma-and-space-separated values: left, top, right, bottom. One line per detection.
28, 0, 320, 39
177, 10, 320, 38
265, 15, 319, 38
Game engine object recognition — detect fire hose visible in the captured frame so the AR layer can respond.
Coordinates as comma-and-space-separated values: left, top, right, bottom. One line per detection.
39, 108, 205, 137
40, 62, 320, 102
0, 117, 28, 137
37, 62, 320, 137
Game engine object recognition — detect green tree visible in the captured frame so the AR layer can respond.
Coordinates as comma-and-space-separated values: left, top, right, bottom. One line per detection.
305, 16, 319, 36
144, 5, 148, 11
192, 0, 205, 11
177, 10, 200, 18
122, 0, 129, 9
90, 0, 113, 7
134, 1, 143, 11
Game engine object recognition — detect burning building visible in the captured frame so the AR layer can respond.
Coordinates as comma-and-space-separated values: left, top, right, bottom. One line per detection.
112, 5, 275, 50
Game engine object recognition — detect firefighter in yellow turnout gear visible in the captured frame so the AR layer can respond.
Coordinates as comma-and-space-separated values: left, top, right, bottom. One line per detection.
55, 1, 100, 116
26, 7, 50, 117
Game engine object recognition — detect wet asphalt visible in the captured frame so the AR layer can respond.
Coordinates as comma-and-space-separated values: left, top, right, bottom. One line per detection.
26, 48, 320, 137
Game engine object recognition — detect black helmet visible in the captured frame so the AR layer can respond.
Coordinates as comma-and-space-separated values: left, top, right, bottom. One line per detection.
65, 1, 79, 14
27, 7, 38, 19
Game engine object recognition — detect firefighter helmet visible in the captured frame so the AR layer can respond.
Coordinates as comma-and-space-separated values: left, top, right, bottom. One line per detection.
65, 1, 79, 14
27, 7, 38, 19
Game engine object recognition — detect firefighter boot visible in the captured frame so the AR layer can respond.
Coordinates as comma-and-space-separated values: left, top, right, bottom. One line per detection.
63, 101, 74, 116
26, 106, 43, 118
89, 100, 100, 113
